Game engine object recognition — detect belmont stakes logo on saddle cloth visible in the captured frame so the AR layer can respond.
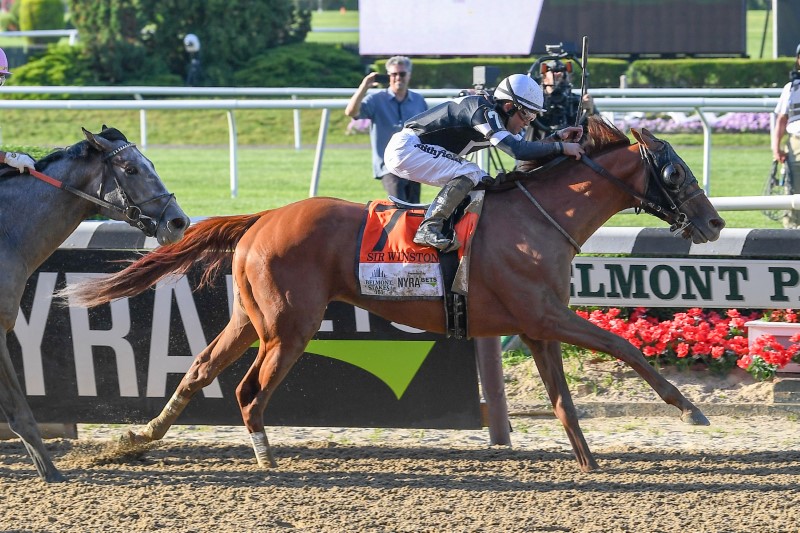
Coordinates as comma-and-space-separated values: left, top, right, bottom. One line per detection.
356, 192, 485, 299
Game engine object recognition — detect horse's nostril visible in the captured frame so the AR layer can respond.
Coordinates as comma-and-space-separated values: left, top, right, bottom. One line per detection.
168, 217, 189, 232
169, 217, 188, 229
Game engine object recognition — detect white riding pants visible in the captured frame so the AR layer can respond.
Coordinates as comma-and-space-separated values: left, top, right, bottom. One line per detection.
384, 129, 485, 187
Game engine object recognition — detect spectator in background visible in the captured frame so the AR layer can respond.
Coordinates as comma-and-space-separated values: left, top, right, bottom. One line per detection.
346, 56, 428, 203
0, 47, 35, 173
772, 44, 800, 229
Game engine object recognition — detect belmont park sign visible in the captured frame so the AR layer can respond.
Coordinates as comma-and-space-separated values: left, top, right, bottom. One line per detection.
570, 257, 800, 308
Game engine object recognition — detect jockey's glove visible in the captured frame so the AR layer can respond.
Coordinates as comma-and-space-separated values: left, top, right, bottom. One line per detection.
4, 152, 35, 173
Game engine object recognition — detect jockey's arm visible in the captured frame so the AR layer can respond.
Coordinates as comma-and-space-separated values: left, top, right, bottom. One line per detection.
495, 134, 584, 161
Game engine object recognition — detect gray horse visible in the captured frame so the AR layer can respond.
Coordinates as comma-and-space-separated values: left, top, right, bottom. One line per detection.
0, 126, 190, 481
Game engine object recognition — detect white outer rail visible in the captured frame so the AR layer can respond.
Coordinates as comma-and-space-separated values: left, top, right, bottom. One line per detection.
0, 29, 79, 45
620, 194, 800, 214
0, 90, 782, 201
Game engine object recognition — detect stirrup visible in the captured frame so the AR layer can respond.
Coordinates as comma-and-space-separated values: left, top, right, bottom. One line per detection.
414, 227, 460, 252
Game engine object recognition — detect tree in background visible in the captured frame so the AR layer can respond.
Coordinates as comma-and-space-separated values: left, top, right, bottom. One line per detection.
19, 0, 66, 45
69, 0, 310, 85
69, 0, 154, 84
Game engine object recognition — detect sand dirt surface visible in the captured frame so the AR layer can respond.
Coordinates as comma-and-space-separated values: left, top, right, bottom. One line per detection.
2, 359, 799, 532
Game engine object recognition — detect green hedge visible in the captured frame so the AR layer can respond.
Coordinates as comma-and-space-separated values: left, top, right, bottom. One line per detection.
626, 58, 795, 88
372, 57, 797, 89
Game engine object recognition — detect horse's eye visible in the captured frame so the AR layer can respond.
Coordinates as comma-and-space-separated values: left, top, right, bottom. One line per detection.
125, 166, 138, 175
662, 164, 684, 189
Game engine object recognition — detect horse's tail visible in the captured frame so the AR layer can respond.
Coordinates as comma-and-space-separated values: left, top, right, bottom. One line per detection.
60, 212, 264, 308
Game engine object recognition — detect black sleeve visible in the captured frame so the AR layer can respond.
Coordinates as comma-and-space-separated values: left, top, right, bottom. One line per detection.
496, 135, 563, 160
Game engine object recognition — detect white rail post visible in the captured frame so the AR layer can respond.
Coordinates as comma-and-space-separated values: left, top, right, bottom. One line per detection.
227, 110, 238, 198
696, 107, 712, 195
134, 94, 147, 151
309, 108, 329, 197
292, 94, 302, 150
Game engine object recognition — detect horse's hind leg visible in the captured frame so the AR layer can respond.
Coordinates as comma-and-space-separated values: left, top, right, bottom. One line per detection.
236, 303, 328, 468
522, 336, 600, 472
0, 335, 64, 482
121, 305, 258, 447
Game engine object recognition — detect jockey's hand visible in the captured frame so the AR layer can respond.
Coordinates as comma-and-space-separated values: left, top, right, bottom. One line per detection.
4, 152, 35, 173
556, 126, 584, 143
562, 142, 584, 160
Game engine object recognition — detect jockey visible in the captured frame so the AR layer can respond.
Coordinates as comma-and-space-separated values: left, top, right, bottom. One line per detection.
0, 47, 35, 173
385, 73, 585, 252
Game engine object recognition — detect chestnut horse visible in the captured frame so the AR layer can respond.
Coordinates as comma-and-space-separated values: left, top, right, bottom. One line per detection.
64, 116, 724, 472
1, 127, 190, 482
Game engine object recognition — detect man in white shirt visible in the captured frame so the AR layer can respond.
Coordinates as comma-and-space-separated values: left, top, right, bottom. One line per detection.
772, 44, 800, 228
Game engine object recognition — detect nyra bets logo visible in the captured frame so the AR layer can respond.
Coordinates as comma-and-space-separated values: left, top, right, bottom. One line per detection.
359, 263, 443, 298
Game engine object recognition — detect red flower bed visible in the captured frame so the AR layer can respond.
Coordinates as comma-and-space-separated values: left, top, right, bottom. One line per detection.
573, 307, 800, 381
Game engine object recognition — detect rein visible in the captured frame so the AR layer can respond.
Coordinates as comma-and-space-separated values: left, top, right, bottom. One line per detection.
514, 141, 701, 252
27, 142, 173, 237
515, 180, 582, 253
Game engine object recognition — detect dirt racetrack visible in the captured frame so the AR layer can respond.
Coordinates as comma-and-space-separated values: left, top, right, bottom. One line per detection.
2, 413, 799, 532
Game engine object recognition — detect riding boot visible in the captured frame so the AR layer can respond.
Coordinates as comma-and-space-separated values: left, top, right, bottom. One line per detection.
413, 175, 474, 252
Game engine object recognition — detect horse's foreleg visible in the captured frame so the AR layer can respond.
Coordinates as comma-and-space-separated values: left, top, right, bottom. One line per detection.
0, 336, 64, 482
551, 309, 709, 426
121, 317, 258, 447
522, 336, 600, 472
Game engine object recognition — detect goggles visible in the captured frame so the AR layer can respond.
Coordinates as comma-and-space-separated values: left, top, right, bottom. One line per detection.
515, 105, 539, 122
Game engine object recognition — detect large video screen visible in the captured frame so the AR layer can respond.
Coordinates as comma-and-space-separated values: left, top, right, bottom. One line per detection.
359, 0, 745, 57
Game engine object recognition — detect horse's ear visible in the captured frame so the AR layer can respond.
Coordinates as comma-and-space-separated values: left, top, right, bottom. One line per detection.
82, 127, 114, 153
631, 127, 664, 150
102, 124, 109, 131
631, 127, 651, 146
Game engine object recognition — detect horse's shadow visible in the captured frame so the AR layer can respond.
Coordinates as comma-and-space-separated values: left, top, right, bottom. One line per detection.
2, 440, 797, 492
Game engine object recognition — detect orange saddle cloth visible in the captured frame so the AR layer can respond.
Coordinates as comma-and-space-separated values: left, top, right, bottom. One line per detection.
357, 197, 481, 299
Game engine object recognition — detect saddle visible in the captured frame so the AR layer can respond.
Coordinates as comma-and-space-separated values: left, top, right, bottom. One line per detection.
356, 193, 486, 338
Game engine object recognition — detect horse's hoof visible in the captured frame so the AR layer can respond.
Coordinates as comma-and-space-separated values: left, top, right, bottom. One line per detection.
681, 409, 710, 426
255, 457, 278, 469
43, 470, 66, 483
579, 460, 601, 473
118, 430, 151, 448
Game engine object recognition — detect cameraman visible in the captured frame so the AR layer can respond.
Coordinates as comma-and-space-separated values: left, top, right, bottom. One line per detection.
526, 57, 596, 142
771, 43, 800, 228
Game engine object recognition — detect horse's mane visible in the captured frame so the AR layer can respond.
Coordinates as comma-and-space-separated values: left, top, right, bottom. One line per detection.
36, 126, 129, 170
583, 115, 631, 156
511, 115, 630, 175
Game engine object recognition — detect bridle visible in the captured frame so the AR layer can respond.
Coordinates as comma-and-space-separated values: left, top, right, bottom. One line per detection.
579, 141, 704, 233
27, 142, 175, 237
515, 139, 704, 253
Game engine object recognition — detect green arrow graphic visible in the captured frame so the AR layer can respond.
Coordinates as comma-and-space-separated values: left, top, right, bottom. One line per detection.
305, 340, 435, 400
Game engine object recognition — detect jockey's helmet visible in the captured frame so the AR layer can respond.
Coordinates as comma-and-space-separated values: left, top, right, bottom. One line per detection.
494, 74, 545, 115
